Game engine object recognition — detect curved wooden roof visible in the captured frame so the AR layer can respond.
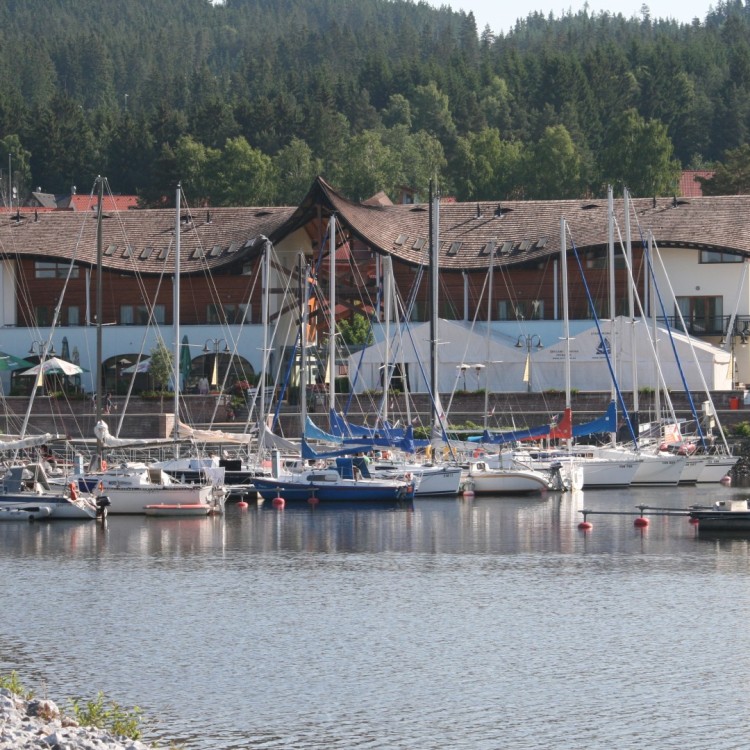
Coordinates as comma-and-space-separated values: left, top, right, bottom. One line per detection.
303, 178, 750, 270
1, 177, 749, 276
0, 205, 294, 274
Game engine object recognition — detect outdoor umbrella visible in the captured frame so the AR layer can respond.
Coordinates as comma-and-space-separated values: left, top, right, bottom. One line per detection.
122, 358, 150, 374
19, 357, 86, 377
0, 351, 33, 371
180, 335, 192, 390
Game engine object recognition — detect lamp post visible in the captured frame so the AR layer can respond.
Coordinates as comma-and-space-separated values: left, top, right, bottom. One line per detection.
28, 340, 55, 396
457, 363, 469, 391
203, 338, 229, 388
515, 334, 543, 393
721, 323, 748, 389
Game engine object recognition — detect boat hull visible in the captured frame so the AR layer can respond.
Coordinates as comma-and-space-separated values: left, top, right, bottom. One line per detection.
689, 510, 750, 531
631, 455, 685, 486
252, 476, 415, 503
696, 456, 738, 483
466, 467, 551, 495
105, 485, 215, 514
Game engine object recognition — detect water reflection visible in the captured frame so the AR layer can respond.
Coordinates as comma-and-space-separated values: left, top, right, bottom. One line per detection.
2, 485, 750, 750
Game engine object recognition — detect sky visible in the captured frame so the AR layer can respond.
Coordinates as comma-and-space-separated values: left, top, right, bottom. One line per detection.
426, 0, 714, 32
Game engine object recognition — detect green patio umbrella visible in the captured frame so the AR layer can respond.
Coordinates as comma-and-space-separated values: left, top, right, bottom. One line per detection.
0, 351, 33, 371
180, 335, 192, 390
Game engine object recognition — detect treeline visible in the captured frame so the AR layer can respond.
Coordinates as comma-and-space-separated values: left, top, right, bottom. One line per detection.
1, 0, 750, 206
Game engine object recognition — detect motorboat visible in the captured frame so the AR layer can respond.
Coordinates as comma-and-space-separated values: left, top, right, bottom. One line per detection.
688, 499, 750, 531
73, 463, 226, 515
367, 457, 462, 496
252, 456, 415, 504
463, 460, 553, 495
0, 464, 98, 520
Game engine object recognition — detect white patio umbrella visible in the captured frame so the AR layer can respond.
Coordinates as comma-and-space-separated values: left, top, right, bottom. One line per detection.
121, 358, 150, 374
19, 357, 85, 377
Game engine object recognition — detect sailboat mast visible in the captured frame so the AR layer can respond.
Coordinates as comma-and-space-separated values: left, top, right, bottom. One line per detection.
561, 218, 572, 451
94, 176, 104, 467
328, 215, 336, 416
624, 188, 639, 417
429, 180, 439, 428
483, 237, 494, 431
607, 185, 617, 445
173, 184, 181, 446
258, 237, 271, 457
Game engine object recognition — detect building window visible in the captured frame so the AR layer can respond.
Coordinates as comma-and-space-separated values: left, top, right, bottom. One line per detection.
700, 250, 743, 263
35, 262, 79, 279
496, 300, 545, 321
67, 306, 80, 326
675, 296, 723, 334
136, 304, 165, 324
120, 305, 164, 325
35, 306, 50, 326
207, 303, 246, 324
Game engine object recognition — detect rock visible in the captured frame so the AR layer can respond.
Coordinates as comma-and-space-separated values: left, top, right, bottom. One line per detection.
0, 691, 156, 750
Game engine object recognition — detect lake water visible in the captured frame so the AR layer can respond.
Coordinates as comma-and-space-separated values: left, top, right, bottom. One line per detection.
2, 484, 750, 749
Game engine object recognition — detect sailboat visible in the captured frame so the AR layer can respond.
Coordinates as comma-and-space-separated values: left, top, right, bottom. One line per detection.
80, 180, 226, 515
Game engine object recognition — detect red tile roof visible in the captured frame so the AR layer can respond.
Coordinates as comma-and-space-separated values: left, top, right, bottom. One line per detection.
679, 170, 714, 197
65, 194, 140, 212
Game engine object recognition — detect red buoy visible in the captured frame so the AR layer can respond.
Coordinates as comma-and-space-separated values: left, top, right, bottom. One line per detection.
720, 475, 732, 486
462, 489, 475, 498
689, 517, 699, 525
634, 516, 649, 527
578, 521, 593, 530
272, 496, 285, 509
236, 499, 249, 509
308, 496, 319, 506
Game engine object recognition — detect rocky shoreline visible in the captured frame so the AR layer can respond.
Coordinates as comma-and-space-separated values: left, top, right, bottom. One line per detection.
0, 690, 152, 750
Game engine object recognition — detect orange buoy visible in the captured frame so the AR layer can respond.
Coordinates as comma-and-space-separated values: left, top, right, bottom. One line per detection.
272, 496, 285, 509
308, 496, 319, 506
68, 482, 77, 501
578, 521, 593, 530
634, 516, 649, 527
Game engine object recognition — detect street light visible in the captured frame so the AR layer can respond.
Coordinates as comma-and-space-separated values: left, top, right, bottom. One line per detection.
515, 334, 543, 392
203, 338, 230, 387
720, 323, 748, 389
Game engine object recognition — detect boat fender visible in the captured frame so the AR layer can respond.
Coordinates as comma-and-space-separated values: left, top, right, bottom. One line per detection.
69, 482, 77, 501
101, 460, 108, 471
98, 481, 104, 494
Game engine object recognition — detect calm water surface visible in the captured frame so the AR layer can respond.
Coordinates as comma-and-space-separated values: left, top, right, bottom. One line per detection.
2, 484, 749, 749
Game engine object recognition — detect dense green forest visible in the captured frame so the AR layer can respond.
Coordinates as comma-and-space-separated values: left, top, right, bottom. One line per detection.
1, 0, 750, 206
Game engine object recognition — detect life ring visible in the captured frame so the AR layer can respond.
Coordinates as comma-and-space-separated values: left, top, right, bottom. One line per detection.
68, 482, 78, 501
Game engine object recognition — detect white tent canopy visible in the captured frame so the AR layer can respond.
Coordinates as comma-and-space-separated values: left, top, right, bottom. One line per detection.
347, 317, 731, 395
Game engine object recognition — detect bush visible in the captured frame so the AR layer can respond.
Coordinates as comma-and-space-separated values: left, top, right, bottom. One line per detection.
0, 671, 33, 700
68, 692, 143, 740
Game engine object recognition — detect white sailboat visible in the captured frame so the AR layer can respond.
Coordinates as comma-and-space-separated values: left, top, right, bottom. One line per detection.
85, 181, 226, 515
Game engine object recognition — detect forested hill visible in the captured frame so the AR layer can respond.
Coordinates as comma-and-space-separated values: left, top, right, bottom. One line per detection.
1, 0, 749, 206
